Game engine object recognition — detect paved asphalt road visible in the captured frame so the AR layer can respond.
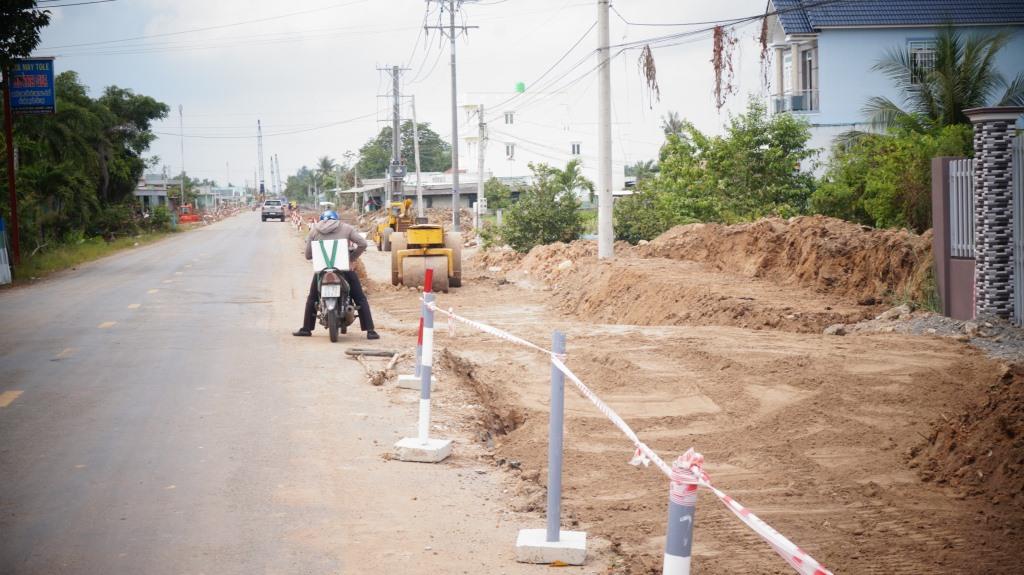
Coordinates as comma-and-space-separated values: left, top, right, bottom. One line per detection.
0, 214, 550, 575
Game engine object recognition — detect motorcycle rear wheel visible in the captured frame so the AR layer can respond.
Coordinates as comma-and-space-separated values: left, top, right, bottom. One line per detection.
328, 309, 339, 342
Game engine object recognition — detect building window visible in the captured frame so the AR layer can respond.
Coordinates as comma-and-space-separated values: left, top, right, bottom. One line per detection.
505, 143, 515, 159
504, 111, 514, 125
571, 142, 581, 155
909, 41, 936, 85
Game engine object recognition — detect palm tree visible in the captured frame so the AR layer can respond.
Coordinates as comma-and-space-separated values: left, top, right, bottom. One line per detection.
628, 159, 658, 183
661, 111, 684, 136
865, 27, 1024, 130
553, 159, 594, 199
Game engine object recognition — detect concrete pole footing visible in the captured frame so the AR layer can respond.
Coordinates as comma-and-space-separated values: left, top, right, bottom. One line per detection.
515, 529, 587, 565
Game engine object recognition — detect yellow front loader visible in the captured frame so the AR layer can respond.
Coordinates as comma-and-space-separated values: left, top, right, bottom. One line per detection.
390, 224, 462, 292
372, 198, 415, 251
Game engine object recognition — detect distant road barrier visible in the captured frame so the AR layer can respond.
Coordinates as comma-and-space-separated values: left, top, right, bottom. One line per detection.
411, 297, 833, 575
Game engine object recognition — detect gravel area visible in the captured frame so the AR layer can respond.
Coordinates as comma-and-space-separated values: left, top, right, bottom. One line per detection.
825, 304, 1024, 362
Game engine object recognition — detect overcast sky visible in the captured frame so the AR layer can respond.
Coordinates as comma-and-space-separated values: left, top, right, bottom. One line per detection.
37, 0, 767, 187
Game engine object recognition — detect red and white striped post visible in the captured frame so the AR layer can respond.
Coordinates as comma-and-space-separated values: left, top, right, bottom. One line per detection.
393, 268, 452, 463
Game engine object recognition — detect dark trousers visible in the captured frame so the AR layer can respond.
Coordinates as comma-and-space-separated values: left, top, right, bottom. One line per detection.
302, 271, 374, 332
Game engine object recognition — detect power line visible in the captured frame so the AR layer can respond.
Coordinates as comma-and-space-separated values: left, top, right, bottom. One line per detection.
38, 0, 373, 50
154, 112, 376, 139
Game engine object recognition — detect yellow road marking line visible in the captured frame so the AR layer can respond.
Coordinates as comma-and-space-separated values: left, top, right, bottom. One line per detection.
174, 271, 183, 276
0, 391, 24, 408
55, 348, 76, 359
147, 289, 159, 294
98, 321, 116, 329
128, 303, 141, 309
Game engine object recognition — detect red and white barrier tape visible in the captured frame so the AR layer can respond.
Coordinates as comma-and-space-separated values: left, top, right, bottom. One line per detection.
423, 299, 832, 575
425, 300, 565, 360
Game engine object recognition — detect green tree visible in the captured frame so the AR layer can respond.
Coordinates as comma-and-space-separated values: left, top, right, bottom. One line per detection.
813, 124, 972, 232
0, 1, 50, 73
553, 158, 594, 202
661, 111, 684, 136
653, 101, 816, 223
3, 71, 168, 252
624, 159, 658, 184
613, 186, 680, 245
500, 162, 584, 253
483, 177, 512, 210
865, 27, 1024, 130
356, 121, 451, 177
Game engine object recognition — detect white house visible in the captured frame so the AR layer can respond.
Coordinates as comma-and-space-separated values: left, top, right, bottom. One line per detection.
458, 91, 627, 197
766, 0, 1024, 156
133, 173, 180, 209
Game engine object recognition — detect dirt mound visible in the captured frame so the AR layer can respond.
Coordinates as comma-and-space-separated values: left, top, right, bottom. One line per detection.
914, 364, 1024, 506
642, 216, 932, 304
470, 247, 523, 272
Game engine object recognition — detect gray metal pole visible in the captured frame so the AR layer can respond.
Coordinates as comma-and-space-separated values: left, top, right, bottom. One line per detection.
449, 0, 461, 231
546, 330, 567, 543
663, 476, 697, 575
596, 0, 613, 259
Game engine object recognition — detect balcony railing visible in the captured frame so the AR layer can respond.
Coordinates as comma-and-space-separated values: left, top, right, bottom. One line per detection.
772, 89, 819, 113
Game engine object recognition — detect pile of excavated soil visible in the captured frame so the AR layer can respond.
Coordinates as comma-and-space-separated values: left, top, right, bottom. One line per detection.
472, 217, 935, 333
470, 247, 523, 273
641, 216, 933, 304
913, 364, 1024, 506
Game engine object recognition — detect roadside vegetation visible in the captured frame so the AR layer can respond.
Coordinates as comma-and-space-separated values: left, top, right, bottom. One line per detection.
2, 4, 171, 279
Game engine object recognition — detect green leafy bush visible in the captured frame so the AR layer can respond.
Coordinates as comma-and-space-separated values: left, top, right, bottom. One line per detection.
90, 203, 139, 238
483, 177, 513, 210
501, 163, 584, 253
613, 187, 680, 244
147, 205, 172, 231
812, 124, 972, 232
613, 101, 816, 243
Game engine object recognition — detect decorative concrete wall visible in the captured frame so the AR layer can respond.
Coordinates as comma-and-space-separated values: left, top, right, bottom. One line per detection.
967, 107, 1024, 319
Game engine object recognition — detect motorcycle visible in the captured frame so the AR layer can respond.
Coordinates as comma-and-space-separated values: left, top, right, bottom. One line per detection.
317, 267, 358, 342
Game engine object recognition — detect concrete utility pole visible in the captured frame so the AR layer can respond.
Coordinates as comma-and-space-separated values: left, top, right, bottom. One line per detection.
391, 65, 403, 206
273, 154, 282, 196
179, 105, 185, 208
426, 0, 477, 232
411, 95, 424, 219
476, 104, 486, 230
257, 120, 266, 198
269, 156, 277, 195
596, 0, 614, 259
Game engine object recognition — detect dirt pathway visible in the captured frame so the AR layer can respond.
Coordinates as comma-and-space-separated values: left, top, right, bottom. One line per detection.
363, 239, 1023, 575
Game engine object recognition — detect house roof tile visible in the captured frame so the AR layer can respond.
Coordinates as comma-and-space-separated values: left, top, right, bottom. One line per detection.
773, 0, 1024, 35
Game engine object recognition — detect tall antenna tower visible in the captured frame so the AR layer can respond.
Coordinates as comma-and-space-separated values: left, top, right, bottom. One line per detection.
257, 120, 266, 197
275, 154, 283, 194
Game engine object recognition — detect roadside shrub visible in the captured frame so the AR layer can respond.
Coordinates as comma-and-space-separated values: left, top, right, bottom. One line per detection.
501, 163, 584, 253
614, 187, 678, 244
89, 203, 139, 238
812, 124, 972, 232
147, 205, 172, 231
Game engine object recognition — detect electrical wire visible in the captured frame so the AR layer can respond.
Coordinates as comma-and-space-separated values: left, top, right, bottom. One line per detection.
38, 0, 373, 50
154, 112, 377, 140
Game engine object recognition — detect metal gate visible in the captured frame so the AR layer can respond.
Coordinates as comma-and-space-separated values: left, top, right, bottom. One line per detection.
949, 158, 976, 258
1013, 118, 1024, 326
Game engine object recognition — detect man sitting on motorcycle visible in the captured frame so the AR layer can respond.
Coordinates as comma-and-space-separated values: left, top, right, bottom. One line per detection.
293, 210, 379, 340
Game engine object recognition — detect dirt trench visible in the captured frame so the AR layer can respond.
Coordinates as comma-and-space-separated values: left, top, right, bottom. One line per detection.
369, 216, 1023, 574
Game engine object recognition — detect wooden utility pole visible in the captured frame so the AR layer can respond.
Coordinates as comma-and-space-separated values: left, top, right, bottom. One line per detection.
2, 69, 20, 265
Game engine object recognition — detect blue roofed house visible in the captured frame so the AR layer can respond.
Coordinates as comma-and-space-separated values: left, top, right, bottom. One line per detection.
766, 0, 1024, 158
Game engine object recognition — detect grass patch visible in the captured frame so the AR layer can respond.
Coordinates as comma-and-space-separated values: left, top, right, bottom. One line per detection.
12, 231, 174, 282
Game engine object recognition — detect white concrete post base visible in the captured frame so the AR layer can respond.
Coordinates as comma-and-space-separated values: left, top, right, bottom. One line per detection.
394, 437, 452, 463
515, 529, 587, 565
396, 374, 436, 390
